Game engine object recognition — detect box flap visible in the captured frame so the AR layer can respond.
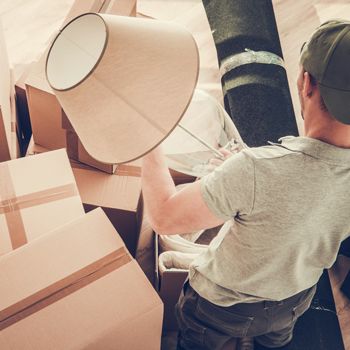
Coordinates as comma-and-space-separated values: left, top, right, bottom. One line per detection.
0, 20, 12, 161
6, 149, 75, 197
72, 165, 141, 212
0, 149, 84, 255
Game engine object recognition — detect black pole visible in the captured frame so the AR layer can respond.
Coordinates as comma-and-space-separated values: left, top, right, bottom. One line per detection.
202, 0, 298, 147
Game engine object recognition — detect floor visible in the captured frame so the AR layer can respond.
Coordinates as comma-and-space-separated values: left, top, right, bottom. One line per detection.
0, 0, 350, 349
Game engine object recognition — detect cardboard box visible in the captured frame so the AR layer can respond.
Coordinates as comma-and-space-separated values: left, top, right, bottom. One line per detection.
26, 140, 142, 256
0, 208, 163, 350
102, 0, 137, 16
72, 161, 143, 257
0, 20, 14, 161
25, 137, 47, 156
135, 209, 156, 286
25, 54, 66, 150
0, 149, 84, 256
61, 111, 117, 173
25, 55, 117, 173
155, 222, 220, 331
156, 246, 189, 332
61, 0, 107, 27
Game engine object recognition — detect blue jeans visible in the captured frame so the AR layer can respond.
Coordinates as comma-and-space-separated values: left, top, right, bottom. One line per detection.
175, 281, 316, 350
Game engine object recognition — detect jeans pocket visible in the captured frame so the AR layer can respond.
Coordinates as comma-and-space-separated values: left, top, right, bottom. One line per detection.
182, 316, 207, 346
292, 287, 316, 322
196, 298, 254, 338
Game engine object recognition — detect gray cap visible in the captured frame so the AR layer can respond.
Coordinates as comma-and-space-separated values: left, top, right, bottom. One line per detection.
300, 20, 350, 124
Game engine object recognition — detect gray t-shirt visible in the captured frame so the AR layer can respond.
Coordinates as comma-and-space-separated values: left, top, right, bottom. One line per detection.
189, 136, 350, 306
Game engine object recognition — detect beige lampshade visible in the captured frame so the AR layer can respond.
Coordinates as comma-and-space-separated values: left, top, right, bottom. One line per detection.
46, 13, 199, 164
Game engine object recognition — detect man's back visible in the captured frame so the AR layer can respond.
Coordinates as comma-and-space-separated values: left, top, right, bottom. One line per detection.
190, 136, 350, 305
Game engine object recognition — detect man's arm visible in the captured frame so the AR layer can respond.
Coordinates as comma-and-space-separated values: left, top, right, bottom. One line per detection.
141, 145, 225, 235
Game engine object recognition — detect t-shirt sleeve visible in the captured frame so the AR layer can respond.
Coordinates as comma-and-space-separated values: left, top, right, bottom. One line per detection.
200, 150, 255, 221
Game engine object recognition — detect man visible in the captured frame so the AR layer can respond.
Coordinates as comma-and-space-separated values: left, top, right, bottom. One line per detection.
141, 20, 350, 349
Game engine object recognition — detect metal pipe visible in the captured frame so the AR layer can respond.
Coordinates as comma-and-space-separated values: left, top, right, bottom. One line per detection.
177, 123, 225, 160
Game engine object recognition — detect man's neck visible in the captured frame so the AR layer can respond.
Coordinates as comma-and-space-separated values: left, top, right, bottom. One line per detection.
305, 115, 350, 149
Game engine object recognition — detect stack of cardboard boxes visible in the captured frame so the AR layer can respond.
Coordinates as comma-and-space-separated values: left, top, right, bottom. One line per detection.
0, 0, 164, 348
0, 149, 163, 348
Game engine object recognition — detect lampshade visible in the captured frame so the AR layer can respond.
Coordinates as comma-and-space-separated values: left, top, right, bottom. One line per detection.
46, 13, 199, 164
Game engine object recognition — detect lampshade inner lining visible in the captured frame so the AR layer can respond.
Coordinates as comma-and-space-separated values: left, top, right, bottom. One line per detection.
46, 13, 107, 90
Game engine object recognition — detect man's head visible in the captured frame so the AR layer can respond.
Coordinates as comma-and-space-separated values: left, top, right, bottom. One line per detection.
298, 20, 350, 125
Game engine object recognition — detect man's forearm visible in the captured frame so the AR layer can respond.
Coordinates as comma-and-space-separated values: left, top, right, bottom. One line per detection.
141, 145, 176, 231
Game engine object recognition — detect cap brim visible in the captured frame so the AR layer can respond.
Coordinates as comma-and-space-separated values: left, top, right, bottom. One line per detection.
319, 84, 350, 125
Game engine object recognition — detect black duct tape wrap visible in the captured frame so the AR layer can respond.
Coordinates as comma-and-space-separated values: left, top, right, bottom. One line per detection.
202, 0, 299, 146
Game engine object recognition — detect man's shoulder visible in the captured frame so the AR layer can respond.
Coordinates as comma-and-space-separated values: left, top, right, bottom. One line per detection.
242, 142, 297, 162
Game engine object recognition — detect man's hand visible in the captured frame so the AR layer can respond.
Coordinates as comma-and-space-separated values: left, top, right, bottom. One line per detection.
207, 140, 242, 169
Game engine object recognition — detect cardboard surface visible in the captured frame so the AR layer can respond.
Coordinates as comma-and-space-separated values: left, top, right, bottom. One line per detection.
25, 54, 66, 149
0, 208, 163, 350
0, 149, 84, 256
135, 208, 156, 286
26, 139, 143, 255
62, 111, 117, 173
61, 0, 106, 27
159, 269, 188, 332
0, 20, 13, 161
157, 249, 191, 332
72, 162, 143, 256
25, 55, 117, 173
102, 0, 137, 16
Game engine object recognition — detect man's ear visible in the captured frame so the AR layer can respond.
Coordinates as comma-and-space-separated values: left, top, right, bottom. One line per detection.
303, 72, 314, 98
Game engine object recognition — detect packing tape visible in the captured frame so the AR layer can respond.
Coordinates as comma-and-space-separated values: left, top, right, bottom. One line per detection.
0, 163, 27, 249
71, 158, 140, 177
115, 164, 141, 177
0, 162, 78, 249
0, 247, 131, 330
219, 49, 285, 77
0, 183, 78, 214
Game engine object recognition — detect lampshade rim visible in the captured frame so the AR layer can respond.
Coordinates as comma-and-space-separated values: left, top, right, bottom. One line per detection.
45, 12, 109, 92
